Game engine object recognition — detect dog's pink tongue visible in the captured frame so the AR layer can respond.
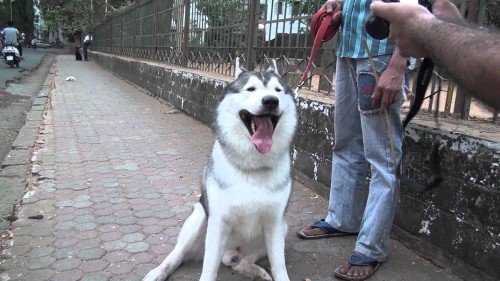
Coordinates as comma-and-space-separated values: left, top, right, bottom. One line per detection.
251, 116, 274, 154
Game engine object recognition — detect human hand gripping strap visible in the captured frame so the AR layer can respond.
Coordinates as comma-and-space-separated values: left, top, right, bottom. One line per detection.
297, 5, 342, 90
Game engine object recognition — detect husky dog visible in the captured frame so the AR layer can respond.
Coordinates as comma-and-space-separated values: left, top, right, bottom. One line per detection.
143, 58, 297, 281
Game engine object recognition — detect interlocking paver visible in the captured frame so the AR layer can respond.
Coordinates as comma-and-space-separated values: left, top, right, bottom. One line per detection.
28, 246, 55, 258
0, 55, 466, 281
81, 271, 112, 281
53, 246, 78, 260
102, 240, 127, 252
107, 261, 134, 275
99, 231, 123, 242
26, 256, 56, 270
124, 242, 149, 253
23, 269, 57, 281
81, 259, 110, 272
121, 232, 145, 243
51, 270, 83, 281
51, 257, 82, 271
77, 247, 106, 260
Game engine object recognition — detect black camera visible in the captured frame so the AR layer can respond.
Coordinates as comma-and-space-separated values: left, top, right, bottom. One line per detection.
365, 0, 432, 40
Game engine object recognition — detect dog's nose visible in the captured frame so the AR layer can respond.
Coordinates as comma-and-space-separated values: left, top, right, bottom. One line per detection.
262, 95, 279, 110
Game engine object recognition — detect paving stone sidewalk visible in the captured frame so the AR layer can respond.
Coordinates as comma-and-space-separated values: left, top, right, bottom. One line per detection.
0, 55, 463, 281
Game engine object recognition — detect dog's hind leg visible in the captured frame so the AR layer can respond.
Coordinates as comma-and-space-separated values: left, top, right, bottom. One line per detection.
143, 203, 207, 281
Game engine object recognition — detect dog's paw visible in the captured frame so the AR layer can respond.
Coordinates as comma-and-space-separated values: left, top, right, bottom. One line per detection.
143, 266, 168, 281
222, 248, 243, 267
253, 275, 273, 281
251, 268, 272, 281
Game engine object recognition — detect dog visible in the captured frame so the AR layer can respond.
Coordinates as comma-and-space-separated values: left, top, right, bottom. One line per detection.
143, 58, 297, 281
75, 47, 82, 61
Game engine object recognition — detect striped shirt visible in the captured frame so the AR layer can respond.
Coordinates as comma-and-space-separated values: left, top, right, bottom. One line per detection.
337, 0, 395, 58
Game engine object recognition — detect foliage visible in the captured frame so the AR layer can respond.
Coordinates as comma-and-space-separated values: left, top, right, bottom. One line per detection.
0, 0, 35, 37
194, 0, 248, 49
39, 0, 93, 40
195, 0, 247, 28
285, 0, 323, 21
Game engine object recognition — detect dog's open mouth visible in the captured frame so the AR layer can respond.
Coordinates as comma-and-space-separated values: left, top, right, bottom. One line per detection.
239, 110, 280, 154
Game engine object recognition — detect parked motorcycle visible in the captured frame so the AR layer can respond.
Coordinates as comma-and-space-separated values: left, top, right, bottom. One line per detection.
1, 42, 21, 68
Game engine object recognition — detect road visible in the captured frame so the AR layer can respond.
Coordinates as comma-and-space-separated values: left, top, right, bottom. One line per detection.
0, 48, 53, 89
0, 48, 59, 163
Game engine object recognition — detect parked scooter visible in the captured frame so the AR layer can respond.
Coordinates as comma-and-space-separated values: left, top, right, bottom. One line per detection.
1, 42, 21, 68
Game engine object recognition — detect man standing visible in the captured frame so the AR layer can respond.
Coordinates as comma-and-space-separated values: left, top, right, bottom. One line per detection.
83, 32, 93, 61
2, 21, 23, 58
297, 0, 406, 280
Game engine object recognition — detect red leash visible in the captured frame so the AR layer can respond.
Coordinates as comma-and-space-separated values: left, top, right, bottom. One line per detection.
297, 6, 342, 90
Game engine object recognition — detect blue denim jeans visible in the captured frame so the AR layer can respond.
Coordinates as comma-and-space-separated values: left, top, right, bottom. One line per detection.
325, 55, 404, 262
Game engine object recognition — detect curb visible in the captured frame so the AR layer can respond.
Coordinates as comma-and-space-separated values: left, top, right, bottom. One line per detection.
0, 57, 56, 238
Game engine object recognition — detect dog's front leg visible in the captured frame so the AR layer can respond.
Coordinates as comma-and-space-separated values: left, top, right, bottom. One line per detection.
264, 220, 290, 281
199, 217, 229, 281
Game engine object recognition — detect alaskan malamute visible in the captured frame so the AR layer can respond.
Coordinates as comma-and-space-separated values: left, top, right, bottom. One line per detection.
144, 58, 297, 281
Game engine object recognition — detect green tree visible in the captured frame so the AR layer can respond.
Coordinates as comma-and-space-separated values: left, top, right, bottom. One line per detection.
40, 0, 92, 42
0, 0, 35, 38
285, 0, 323, 25
194, 0, 248, 49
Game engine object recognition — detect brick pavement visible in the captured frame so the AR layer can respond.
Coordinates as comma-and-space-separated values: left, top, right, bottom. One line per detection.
0, 55, 463, 281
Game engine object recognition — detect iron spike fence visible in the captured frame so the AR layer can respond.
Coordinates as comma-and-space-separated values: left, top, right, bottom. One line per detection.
93, 0, 498, 121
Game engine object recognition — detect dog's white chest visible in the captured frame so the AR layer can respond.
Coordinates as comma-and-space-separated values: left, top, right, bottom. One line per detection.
206, 173, 291, 237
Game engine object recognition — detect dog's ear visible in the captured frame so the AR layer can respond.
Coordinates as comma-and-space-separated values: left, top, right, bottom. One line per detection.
235, 57, 247, 78
266, 59, 280, 76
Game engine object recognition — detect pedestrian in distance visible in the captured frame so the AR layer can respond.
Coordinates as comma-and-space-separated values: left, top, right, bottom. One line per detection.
83, 32, 93, 61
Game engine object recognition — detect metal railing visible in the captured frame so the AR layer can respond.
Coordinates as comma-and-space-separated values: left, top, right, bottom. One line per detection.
93, 0, 498, 121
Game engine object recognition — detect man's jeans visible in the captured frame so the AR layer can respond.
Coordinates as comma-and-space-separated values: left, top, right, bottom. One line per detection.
83, 42, 90, 61
325, 55, 404, 262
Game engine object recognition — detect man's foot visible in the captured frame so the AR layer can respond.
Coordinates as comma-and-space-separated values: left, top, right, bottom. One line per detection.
333, 252, 381, 281
297, 220, 358, 239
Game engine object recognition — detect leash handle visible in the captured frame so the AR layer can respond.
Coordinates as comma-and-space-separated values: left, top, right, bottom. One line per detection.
297, 7, 341, 90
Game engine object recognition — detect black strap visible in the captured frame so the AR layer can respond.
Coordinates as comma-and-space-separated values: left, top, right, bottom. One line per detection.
403, 58, 434, 129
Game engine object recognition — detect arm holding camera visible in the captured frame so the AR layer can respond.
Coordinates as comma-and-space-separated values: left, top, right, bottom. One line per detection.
370, 0, 500, 109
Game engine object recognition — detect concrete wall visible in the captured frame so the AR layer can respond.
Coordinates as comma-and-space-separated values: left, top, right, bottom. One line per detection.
93, 52, 499, 280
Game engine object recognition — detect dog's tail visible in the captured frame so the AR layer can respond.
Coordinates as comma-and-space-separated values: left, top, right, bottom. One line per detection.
144, 203, 207, 280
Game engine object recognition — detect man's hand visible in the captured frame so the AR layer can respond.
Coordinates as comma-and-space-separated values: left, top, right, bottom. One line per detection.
373, 67, 405, 112
432, 0, 464, 24
370, 1, 434, 57
373, 49, 406, 112
369, 0, 464, 57
324, 0, 344, 13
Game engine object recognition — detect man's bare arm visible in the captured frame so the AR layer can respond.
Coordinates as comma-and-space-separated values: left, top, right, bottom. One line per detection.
370, 1, 500, 109
413, 17, 499, 109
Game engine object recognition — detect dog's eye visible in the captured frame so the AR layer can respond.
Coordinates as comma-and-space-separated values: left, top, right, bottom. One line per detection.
275, 88, 282, 92
246, 87, 256, 92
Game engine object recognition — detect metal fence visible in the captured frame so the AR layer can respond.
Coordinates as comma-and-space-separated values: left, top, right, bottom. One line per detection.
93, 0, 498, 121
